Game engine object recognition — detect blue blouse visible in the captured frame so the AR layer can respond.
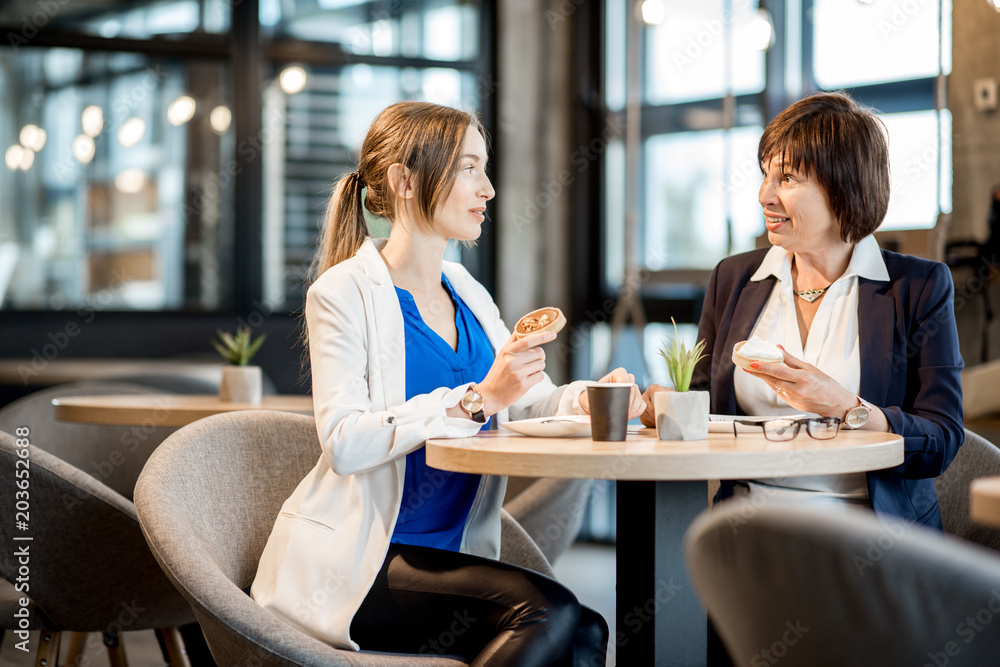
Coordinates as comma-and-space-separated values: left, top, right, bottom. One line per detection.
390, 274, 494, 551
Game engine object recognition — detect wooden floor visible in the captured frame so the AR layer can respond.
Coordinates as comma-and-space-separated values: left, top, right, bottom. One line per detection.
0, 542, 618, 667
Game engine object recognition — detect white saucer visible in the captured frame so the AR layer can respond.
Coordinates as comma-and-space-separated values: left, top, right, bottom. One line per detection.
502, 416, 642, 438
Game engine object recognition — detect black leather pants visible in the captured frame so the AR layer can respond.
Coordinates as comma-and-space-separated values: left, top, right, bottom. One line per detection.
350, 543, 609, 666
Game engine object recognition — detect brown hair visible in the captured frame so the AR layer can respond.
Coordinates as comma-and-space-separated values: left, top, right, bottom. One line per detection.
310, 101, 485, 279
758, 91, 890, 243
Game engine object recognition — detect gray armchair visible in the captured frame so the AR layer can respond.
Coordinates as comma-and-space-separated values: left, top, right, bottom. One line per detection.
0, 430, 194, 666
503, 477, 591, 564
134, 410, 555, 666
0, 380, 174, 499
685, 500, 1000, 667
936, 428, 1000, 550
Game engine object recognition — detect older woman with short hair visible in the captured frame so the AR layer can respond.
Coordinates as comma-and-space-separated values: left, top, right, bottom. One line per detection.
642, 91, 964, 527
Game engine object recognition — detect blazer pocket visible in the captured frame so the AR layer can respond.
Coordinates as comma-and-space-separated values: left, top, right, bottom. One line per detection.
279, 511, 338, 534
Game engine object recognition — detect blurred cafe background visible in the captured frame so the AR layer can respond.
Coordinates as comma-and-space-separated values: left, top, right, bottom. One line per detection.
0, 0, 999, 662
2, 0, 999, 496
2, 0, 1000, 515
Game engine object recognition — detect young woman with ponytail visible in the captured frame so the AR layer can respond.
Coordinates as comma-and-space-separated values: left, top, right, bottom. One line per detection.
251, 101, 643, 665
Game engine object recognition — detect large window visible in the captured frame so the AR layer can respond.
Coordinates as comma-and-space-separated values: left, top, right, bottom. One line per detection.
812, 0, 951, 89
0, 49, 233, 310
598, 0, 952, 387
0, 0, 491, 313
261, 0, 480, 61
813, 0, 952, 230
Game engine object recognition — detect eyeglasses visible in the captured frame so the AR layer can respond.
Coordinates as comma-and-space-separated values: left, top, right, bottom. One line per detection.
733, 417, 841, 441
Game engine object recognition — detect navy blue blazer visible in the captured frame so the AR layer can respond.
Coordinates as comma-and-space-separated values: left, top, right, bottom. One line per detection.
695, 247, 965, 529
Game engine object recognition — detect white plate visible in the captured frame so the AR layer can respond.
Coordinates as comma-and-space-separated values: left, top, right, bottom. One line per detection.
708, 413, 809, 433
502, 416, 643, 438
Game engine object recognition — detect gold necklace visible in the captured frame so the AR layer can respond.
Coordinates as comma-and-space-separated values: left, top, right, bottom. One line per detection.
793, 284, 832, 303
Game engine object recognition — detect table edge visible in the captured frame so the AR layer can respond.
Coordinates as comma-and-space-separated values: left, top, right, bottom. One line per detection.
425, 433, 905, 481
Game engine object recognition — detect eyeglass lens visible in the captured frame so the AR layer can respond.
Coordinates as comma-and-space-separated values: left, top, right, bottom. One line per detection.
762, 419, 799, 440
806, 418, 840, 439
759, 418, 840, 441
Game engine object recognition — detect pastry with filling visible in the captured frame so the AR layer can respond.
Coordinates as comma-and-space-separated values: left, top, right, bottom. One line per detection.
514, 307, 566, 338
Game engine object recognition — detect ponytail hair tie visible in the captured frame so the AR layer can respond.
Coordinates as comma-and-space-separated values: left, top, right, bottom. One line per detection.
350, 171, 366, 208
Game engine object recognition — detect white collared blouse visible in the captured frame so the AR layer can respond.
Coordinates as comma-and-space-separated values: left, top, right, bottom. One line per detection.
733, 235, 890, 503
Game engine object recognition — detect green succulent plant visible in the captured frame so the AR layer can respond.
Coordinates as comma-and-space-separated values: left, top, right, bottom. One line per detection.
211, 327, 267, 366
657, 317, 707, 392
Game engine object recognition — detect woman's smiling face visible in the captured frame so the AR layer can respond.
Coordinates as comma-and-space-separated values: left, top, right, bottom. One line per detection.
430, 124, 495, 242
758, 154, 843, 253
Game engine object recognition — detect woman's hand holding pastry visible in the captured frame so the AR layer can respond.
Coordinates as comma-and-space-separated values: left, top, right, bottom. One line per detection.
477, 331, 555, 416
577, 367, 646, 419
742, 347, 857, 418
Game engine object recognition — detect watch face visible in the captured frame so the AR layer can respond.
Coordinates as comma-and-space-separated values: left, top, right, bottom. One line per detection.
462, 389, 484, 413
846, 405, 871, 428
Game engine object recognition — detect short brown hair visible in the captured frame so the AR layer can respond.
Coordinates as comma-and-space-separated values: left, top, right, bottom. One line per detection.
313, 102, 485, 276
758, 91, 890, 243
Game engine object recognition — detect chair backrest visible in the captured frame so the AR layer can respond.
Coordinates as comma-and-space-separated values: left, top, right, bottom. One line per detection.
0, 380, 174, 499
503, 478, 591, 564
936, 428, 1000, 550
108, 369, 278, 395
103, 373, 220, 394
134, 410, 472, 666
0, 430, 193, 632
685, 501, 1000, 667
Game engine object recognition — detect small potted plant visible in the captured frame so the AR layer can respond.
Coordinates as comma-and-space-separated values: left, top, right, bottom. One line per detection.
212, 327, 267, 403
655, 318, 710, 440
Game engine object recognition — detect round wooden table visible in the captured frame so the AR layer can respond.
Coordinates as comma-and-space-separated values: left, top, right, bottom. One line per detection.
970, 476, 1000, 527
52, 394, 313, 427
426, 428, 904, 667
427, 428, 902, 480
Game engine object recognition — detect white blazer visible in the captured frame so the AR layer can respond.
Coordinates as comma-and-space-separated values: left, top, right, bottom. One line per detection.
251, 238, 589, 650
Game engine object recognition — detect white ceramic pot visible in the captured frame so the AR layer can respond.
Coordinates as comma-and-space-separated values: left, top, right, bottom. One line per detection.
654, 390, 710, 441
219, 365, 262, 404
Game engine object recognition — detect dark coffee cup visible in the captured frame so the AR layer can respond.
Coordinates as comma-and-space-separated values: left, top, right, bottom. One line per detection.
587, 384, 632, 441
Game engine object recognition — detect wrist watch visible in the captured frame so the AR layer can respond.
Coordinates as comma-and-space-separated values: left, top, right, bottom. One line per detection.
460, 385, 487, 423
843, 397, 874, 430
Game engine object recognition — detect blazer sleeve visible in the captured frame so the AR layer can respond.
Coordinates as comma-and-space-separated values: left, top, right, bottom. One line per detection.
306, 278, 484, 477
883, 262, 965, 479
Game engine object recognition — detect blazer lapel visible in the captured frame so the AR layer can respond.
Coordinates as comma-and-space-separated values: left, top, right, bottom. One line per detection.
356, 240, 407, 411
858, 278, 894, 406
717, 279, 775, 413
